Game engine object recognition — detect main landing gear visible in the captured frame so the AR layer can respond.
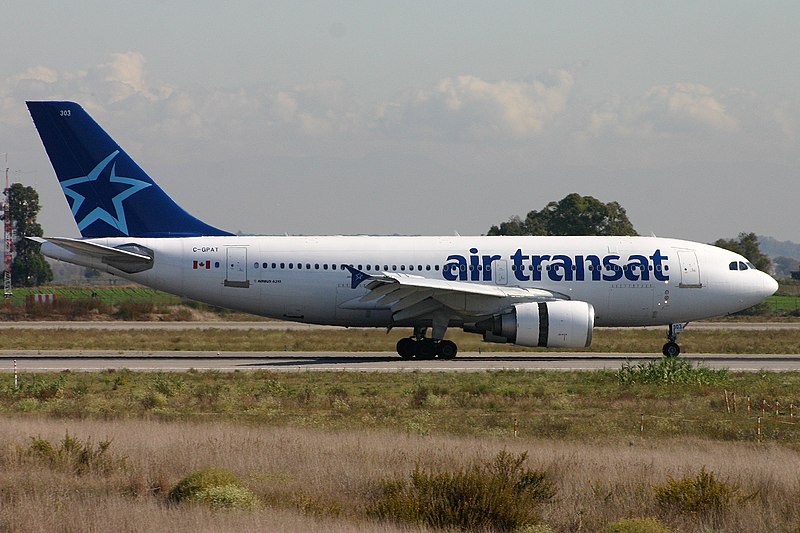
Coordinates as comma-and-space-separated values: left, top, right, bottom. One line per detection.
662, 323, 687, 357
396, 326, 458, 360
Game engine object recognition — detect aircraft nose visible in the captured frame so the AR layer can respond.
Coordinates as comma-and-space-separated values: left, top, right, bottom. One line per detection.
762, 273, 779, 299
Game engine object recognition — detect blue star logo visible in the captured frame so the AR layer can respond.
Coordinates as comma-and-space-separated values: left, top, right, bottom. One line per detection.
60, 150, 152, 236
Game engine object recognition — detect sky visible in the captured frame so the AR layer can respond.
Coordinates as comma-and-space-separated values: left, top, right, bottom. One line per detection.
1, 1, 799, 242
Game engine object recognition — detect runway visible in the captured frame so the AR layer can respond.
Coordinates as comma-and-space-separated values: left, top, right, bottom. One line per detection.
0, 321, 798, 331
1, 351, 799, 372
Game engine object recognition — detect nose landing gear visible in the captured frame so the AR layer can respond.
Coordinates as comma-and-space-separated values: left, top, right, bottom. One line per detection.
663, 323, 688, 357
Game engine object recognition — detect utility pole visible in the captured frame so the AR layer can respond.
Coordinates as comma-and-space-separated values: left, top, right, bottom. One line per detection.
3, 154, 12, 299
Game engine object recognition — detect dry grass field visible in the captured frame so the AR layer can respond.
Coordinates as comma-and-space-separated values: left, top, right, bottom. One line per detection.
1, 417, 799, 532
1, 366, 800, 531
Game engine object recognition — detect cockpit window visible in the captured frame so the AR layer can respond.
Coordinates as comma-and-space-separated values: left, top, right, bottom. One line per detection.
739, 261, 749, 270
745, 262, 755, 269
729, 261, 738, 271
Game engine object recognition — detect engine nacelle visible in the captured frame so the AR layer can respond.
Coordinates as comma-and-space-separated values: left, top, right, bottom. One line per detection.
477, 301, 595, 348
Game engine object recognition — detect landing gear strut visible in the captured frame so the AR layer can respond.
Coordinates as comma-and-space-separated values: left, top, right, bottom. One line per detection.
396, 326, 458, 360
662, 323, 687, 357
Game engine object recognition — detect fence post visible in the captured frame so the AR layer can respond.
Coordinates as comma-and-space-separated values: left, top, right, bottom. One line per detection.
724, 390, 730, 414
640, 413, 644, 439
513, 418, 518, 438
757, 417, 762, 444
732, 392, 737, 414
13, 359, 18, 389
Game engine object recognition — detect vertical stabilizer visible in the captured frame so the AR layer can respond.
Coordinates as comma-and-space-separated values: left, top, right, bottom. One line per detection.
27, 101, 231, 238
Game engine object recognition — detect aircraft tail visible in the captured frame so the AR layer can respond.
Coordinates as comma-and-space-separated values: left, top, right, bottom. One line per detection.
27, 101, 232, 238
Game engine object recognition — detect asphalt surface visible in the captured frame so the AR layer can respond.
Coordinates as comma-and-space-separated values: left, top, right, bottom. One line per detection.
1, 352, 799, 372
0, 321, 798, 331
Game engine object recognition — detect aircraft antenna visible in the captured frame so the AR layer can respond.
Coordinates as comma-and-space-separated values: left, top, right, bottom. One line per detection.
3, 154, 12, 299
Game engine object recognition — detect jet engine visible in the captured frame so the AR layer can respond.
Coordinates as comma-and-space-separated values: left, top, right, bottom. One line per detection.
475, 301, 595, 348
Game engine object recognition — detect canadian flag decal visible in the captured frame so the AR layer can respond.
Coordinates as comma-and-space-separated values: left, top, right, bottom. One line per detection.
192, 260, 211, 269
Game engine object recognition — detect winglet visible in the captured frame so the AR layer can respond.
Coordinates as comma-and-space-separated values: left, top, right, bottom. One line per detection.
344, 265, 372, 289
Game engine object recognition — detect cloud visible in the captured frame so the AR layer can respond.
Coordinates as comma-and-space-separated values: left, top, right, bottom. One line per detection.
94, 52, 173, 103
586, 83, 738, 138
646, 83, 737, 132
388, 71, 574, 140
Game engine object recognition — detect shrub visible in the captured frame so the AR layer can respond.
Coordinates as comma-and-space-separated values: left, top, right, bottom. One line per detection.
601, 517, 672, 533
23, 432, 125, 475
194, 484, 259, 510
115, 301, 154, 320
168, 466, 240, 503
368, 450, 555, 532
617, 358, 729, 386
654, 467, 739, 515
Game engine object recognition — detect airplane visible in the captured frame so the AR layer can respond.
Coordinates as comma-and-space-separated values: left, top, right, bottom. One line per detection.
26, 101, 778, 359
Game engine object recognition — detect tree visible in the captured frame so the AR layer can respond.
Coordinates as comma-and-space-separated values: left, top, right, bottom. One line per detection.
8, 183, 53, 286
487, 193, 638, 236
772, 256, 799, 278
712, 232, 772, 273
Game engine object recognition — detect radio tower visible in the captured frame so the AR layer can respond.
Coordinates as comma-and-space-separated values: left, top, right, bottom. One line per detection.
3, 157, 12, 299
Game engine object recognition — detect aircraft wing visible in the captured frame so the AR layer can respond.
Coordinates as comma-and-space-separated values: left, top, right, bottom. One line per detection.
342, 266, 569, 322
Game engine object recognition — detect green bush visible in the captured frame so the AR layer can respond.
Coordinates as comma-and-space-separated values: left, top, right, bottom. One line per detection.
369, 450, 555, 532
23, 432, 125, 475
617, 358, 729, 385
194, 484, 259, 510
601, 517, 672, 533
17, 374, 66, 400
654, 467, 739, 515
168, 466, 241, 503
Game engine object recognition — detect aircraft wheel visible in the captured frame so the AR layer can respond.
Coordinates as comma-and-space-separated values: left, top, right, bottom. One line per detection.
438, 340, 458, 359
397, 338, 416, 359
662, 342, 680, 357
417, 339, 438, 360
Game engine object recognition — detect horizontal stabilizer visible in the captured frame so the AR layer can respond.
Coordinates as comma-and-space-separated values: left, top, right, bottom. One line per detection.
32, 236, 154, 273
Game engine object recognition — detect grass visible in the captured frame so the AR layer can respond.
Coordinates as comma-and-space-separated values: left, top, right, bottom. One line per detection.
1, 369, 800, 444
2, 326, 800, 353
1, 416, 799, 532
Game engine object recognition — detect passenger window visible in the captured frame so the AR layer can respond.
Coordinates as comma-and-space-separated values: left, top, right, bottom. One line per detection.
401, 265, 406, 271
254, 262, 259, 269
392, 265, 397, 271
323, 264, 328, 270
289, 263, 294, 269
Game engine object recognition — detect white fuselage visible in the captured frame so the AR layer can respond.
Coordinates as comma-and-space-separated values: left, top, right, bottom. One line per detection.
42, 235, 777, 329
